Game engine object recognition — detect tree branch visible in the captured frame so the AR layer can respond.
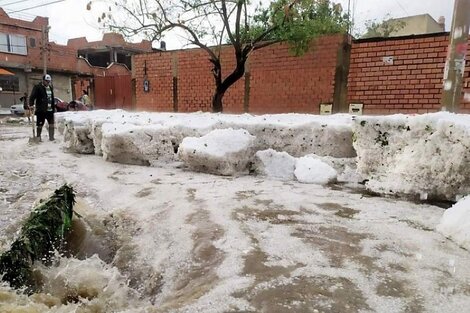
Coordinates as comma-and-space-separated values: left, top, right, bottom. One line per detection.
234, 0, 243, 45
252, 40, 279, 51
169, 23, 218, 61
220, 0, 236, 45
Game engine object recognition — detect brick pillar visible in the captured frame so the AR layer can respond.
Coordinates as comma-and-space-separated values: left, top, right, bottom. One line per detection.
333, 34, 352, 113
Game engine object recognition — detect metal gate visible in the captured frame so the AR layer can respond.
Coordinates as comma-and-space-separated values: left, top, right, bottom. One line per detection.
94, 75, 133, 110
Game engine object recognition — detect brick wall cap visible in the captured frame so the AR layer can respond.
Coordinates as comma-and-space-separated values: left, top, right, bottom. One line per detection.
353, 32, 449, 44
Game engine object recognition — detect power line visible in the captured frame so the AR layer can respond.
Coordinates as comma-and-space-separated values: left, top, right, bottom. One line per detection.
1, 0, 35, 7
5, 0, 66, 14
394, 0, 409, 16
2, 8, 38, 20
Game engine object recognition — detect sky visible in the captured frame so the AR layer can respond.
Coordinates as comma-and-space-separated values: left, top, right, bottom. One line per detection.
1, 0, 455, 49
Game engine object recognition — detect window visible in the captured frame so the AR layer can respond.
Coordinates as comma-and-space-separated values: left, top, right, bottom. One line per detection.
0, 76, 19, 92
0, 34, 8, 53
0, 33, 27, 55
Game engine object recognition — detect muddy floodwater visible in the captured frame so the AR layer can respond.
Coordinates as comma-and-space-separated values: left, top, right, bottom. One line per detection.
1, 120, 469, 313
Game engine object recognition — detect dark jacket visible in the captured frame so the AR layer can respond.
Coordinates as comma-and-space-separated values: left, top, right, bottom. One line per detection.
29, 82, 55, 113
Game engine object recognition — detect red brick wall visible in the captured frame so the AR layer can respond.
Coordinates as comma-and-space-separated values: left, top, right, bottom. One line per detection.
0, 11, 46, 69
0, 11, 130, 77
134, 47, 247, 113
134, 52, 174, 112
133, 35, 344, 113
249, 37, 342, 114
135, 33, 470, 115
177, 48, 218, 112
67, 33, 152, 52
49, 42, 83, 73
462, 49, 470, 113
348, 33, 470, 114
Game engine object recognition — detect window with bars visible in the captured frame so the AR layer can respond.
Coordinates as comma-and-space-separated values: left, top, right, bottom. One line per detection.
0, 33, 27, 55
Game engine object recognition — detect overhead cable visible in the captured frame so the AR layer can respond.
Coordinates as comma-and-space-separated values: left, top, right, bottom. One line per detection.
6, 0, 66, 14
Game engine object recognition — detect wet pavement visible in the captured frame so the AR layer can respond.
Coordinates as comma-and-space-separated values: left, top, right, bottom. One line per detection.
1, 122, 469, 313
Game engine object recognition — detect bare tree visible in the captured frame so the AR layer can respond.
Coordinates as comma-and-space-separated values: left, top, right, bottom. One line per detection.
89, 0, 349, 112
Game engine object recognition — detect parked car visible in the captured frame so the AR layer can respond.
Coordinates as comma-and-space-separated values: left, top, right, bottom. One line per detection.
66, 100, 89, 111
55, 97, 70, 112
10, 97, 89, 115
10, 103, 25, 115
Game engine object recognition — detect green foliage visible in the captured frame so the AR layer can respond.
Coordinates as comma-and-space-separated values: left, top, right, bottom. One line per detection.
246, 0, 350, 55
0, 184, 77, 292
96, 0, 349, 53
361, 15, 406, 38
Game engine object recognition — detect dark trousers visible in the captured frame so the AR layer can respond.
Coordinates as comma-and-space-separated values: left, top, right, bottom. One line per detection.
36, 111, 54, 127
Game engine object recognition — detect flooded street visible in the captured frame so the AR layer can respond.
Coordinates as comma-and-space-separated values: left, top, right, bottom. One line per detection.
1, 120, 469, 313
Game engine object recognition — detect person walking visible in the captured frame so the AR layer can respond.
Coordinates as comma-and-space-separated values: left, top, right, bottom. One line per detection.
29, 74, 56, 141
81, 90, 93, 110
19, 92, 31, 123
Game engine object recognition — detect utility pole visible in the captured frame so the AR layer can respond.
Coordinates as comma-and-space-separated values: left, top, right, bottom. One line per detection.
441, 0, 470, 112
41, 25, 50, 75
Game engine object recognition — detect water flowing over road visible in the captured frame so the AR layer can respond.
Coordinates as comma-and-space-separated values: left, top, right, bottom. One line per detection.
1, 120, 469, 313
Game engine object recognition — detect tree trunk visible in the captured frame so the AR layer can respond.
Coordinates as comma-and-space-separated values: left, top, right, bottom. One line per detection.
212, 89, 225, 113
211, 58, 247, 113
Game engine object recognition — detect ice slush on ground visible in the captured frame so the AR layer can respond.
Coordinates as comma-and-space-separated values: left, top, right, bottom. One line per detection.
0, 110, 470, 313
